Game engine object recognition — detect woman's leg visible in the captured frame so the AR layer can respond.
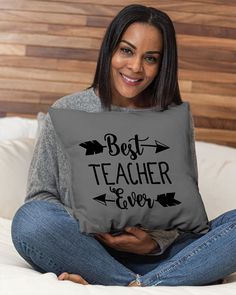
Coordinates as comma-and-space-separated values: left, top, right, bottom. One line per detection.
11, 200, 138, 286
123, 209, 236, 286
104, 232, 205, 277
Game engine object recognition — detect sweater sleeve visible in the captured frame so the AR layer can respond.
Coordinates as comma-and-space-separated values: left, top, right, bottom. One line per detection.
145, 228, 180, 256
25, 112, 62, 205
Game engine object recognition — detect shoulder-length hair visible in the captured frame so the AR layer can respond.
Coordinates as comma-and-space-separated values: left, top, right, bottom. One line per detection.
90, 4, 182, 111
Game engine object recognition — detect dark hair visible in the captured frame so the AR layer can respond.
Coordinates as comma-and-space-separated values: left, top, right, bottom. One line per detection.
90, 4, 182, 111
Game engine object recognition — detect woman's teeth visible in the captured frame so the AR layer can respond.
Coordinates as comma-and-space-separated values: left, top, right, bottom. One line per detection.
121, 74, 142, 84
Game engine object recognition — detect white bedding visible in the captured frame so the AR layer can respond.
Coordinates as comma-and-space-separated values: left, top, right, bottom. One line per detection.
1, 217, 235, 295
0, 117, 236, 294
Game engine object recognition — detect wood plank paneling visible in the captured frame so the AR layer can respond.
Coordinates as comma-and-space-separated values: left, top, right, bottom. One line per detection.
174, 23, 236, 39
26, 46, 98, 61
0, 1, 121, 16
0, 10, 87, 25
195, 128, 236, 147
0, 21, 105, 39
179, 60, 236, 75
39, 0, 236, 6
88, 12, 236, 29
0, 44, 26, 56
0, 78, 89, 94
0, 33, 101, 49
0, 0, 235, 147
0, 56, 96, 71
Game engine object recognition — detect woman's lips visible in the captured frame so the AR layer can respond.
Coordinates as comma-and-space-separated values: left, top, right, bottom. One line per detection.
120, 73, 143, 86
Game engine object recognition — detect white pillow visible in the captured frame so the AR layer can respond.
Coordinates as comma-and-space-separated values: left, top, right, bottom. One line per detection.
196, 141, 236, 220
0, 117, 38, 141
0, 138, 35, 219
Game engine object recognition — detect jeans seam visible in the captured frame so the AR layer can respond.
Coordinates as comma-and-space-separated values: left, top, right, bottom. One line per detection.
14, 236, 138, 282
14, 238, 65, 274
141, 222, 236, 286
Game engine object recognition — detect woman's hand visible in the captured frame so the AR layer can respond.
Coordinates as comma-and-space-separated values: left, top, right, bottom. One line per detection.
95, 226, 159, 255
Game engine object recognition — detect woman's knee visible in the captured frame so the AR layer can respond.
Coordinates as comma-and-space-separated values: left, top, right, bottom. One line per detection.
218, 209, 236, 223
210, 209, 236, 229
11, 200, 77, 246
221, 209, 236, 223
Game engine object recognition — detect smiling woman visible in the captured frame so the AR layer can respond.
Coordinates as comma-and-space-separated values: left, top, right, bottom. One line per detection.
91, 4, 182, 112
10, 3, 236, 289
110, 22, 163, 108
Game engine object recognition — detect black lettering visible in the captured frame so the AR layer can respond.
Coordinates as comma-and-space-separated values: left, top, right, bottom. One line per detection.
127, 192, 136, 207
101, 163, 115, 185
127, 162, 138, 185
104, 133, 120, 156
158, 162, 172, 184
147, 162, 161, 184
110, 187, 128, 209
88, 164, 101, 185
116, 163, 130, 185
136, 162, 149, 184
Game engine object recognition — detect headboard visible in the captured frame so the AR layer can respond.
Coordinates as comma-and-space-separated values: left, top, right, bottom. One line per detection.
0, 0, 235, 147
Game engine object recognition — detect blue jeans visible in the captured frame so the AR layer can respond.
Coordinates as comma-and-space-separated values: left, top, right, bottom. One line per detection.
11, 200, 236, 286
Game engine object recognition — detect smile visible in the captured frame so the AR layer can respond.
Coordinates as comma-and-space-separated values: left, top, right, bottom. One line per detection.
120, 73, 143, 86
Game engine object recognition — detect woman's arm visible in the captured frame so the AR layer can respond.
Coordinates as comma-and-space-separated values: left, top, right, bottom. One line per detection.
144, 228, 179, 255
25, 113, 62, 205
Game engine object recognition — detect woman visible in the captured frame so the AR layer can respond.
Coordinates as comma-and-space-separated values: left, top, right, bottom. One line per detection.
11, 4, 236, 287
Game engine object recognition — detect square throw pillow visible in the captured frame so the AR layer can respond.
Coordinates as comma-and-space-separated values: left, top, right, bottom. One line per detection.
0, 138, 35, 219
49, 102, 209, 235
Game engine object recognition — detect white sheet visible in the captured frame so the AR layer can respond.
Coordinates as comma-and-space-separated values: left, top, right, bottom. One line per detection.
1, 217, 236, 295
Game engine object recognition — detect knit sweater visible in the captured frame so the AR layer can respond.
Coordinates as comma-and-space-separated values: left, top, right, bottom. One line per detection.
25, 87, 199, 256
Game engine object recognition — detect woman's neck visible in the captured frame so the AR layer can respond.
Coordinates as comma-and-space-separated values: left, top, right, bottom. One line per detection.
111, 96, 152, 109
94, 87, 153, 109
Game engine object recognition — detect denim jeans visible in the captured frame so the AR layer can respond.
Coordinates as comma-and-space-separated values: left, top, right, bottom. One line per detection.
11, 200, 236, 286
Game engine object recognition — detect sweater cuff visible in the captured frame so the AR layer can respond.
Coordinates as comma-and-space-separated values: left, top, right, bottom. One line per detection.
144, 229, 180, 256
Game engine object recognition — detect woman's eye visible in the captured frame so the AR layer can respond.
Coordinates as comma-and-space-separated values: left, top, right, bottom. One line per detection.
145, 56, 158, 64
120, 47, 133, 55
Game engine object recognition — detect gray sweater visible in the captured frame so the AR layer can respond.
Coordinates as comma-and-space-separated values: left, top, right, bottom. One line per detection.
25, 87, 199, 256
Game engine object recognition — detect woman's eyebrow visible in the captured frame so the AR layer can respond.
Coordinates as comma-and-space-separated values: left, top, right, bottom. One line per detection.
120, 39, 162, 55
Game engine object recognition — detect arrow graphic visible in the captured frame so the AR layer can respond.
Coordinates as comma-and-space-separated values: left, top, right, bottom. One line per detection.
156, 192, 181, 207
79, 140, 106, 155
141, 140, 170, 153
93, 194, 116, 206
93, 192, 181, 208
79, 139, 169, 156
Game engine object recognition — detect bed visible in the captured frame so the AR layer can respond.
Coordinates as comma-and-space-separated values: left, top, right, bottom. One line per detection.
0, 115, 236, 295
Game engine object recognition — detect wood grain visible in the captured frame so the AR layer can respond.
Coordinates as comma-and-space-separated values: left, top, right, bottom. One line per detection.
26, 46, 99, 61
0, 0, 235, 148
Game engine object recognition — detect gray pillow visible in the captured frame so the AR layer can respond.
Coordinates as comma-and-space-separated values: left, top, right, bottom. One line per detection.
49, 102, 209, 235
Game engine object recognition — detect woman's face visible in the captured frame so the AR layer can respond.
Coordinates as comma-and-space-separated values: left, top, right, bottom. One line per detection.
110, 22, 163, 107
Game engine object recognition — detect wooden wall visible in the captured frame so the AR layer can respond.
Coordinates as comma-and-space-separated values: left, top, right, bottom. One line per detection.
0, 0, 236, 147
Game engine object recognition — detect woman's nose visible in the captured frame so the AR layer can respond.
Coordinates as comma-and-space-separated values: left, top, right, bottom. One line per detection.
127, 56, 143, 73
